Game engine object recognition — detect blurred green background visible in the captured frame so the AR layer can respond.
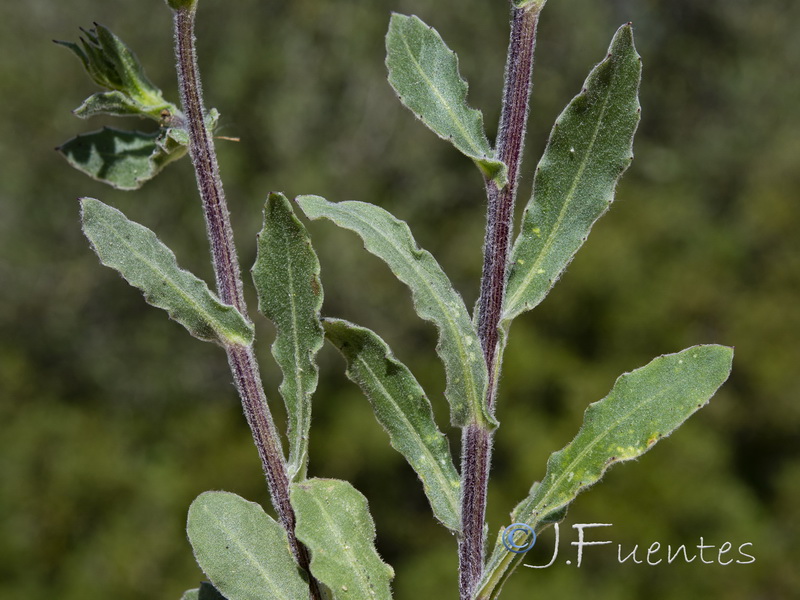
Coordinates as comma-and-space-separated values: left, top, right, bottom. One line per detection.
1, 0, 798, 598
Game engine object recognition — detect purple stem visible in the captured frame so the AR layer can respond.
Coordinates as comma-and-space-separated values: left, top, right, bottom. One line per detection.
172, 6, 321, 599
460, 5, 539, 599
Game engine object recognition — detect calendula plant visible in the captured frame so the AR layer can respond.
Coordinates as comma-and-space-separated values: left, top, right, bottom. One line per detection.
58, 0, 733, 598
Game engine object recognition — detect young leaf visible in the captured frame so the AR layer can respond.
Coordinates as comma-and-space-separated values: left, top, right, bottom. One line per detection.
81, 198, 253, 346
297, 195, 492, 429
323, 318, 461, 530
56, 24, 173, 119
59, 127, 187, 190
386, 14, 507, 185
181, 590, 198, 600
475, 344, 734, 600
73, 90, 150, 119
503, 24, 642, 323
252, 192, 324, 482
291, 478, 395, 600
187, 491, 310, 600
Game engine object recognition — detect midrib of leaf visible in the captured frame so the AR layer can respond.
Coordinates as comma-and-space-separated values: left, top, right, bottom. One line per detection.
398, 34, 486, 158
198, 504, 288, 600
101, 214, 246, 345
283, 227, 306, 469
356, 354, 460, 519
307, 491, 376, 597
504, 80, 615, 319
526, 379, 674, 517
344, 209, 483, 424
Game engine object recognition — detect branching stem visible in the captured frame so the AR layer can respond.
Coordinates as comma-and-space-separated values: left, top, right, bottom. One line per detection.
172, 6, 321, 599
460, 5, 540, 599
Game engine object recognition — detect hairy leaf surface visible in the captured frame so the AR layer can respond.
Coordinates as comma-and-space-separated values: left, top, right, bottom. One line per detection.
187, 492, 309, 600
324, 318, 461, 530
476, 345, 734, 599
253, 193, 324, 481
503, 24, 642, 322
291, 479, 394, 600
81, 198, 253, 346
386, 14, 506, 185
297, 195, 491, 428
60, 127, 187, 190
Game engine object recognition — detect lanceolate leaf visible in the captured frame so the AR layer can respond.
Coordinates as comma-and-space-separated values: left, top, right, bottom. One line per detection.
386, 14, 507, 185
59, 127, 187, 190
187, 492, 310, 600
291, 479, 395, 600
252, 193, 324, 482
503, 24, 642, 323
81, 198, 253, 346
297, 195, 492, 429
475, 345, 734, 600
323, 318, 461, 530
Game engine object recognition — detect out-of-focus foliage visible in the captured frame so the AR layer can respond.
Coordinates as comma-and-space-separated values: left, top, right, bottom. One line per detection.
0, 0, 798, 599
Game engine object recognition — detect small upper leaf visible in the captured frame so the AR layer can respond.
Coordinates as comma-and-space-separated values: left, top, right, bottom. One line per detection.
323, 318, 461, 530
187, 491, 310, 600
56, 24, 173, 119
475, 344, 734, 600
81, 198, 253, 346
59, 127, 187, 190
252, 193, 324, 482
297, 195, 491, 429
503, 24, 642, 323
291, 478, 395, 600
386, 14, 507, 185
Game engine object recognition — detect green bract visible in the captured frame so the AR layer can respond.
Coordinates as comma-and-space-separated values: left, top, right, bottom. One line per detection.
56, 24, 174, 118
56, 24, 220, 188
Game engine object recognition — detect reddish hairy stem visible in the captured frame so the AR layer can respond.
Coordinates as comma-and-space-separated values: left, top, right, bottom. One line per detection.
460, 6, 539, 599
172, 7, 321, 599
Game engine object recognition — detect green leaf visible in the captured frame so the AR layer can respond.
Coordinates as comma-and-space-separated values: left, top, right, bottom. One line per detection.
297, 195, 491, 429
73, 90, 150, 119
503, 24, 642, 323
475, 345, 734, 600
57, 24, 169, 113
252, 193, 324, 482
291, 479, 394, 600
187, 491, 310, 600
181, 589, 199, 600
386, 14, 507, 185
81, 198, 253, 346
58, 127, 187, 190
323, 318, 461, 530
